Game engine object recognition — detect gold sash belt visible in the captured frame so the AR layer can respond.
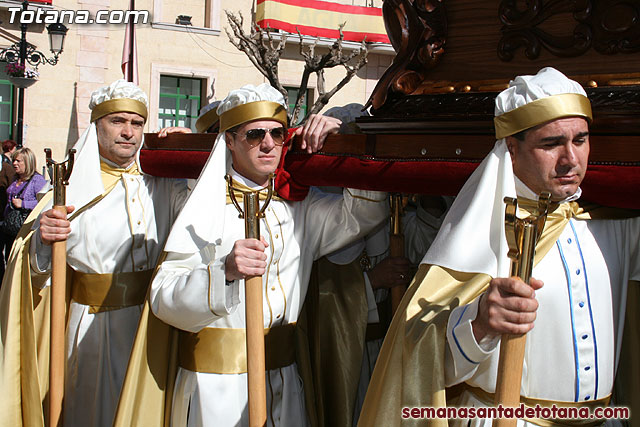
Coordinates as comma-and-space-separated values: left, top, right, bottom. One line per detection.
70, 267, 152, 314
179, 323, 296, 374
465, 384, 611, 427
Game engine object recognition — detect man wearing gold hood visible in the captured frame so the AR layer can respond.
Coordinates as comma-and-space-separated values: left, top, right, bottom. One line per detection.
358, 67, 640, 426
115, 83, 389, 427
0, 80, 188, 427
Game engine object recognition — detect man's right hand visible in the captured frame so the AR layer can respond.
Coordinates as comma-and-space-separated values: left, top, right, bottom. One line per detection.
39, 206, 75, 245
471, 276, 544, 342
368, 256, 412, 290
224, 236, 269, 281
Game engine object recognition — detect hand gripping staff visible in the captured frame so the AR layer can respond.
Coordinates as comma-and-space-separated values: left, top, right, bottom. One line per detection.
493, 192, 550, 427
226, 174, 275, 427
44, 148, 75, 427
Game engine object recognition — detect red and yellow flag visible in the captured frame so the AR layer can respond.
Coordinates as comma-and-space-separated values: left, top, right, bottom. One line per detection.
256, 0, 390, 44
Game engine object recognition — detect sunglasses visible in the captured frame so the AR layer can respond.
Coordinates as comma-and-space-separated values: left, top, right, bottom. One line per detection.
232, 127, 288, 147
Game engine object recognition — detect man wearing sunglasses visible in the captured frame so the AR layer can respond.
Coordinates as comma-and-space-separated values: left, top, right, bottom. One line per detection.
116, 83, 389, 427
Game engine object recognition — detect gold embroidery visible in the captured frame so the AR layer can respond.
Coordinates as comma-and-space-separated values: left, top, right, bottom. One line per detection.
271, 207, 287, 325
264, 214, 275, 328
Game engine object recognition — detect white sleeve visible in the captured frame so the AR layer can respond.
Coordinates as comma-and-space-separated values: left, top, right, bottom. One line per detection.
169, 178, 189, 221
150, 245, 240, 332
304, 188, 388, 259
444, 296, 500, 386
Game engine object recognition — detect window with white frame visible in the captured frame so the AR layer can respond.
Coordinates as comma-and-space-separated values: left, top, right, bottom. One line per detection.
158, 75, 202, 131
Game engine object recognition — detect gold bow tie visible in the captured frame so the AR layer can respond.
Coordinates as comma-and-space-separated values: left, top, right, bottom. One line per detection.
518, 197, 635, 222
100, 161, 141, 177
515, 197, 638, 263
225, 178, 283, 205
516, 197, 588, 220
100, 161, 141, 190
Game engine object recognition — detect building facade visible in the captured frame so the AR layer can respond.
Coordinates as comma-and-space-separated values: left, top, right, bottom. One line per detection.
0, 0, 394, 169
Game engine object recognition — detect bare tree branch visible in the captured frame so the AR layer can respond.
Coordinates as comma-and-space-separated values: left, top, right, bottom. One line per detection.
305, 47, 368, 120
289, 31, 316, 124
299, 25, 369, 122
226, 13, 369, 125
225, 10, 288, 102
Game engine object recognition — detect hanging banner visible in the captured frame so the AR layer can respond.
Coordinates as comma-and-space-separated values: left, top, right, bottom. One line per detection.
256, 0, 390, 44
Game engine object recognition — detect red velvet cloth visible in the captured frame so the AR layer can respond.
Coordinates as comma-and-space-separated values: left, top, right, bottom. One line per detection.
273, 130, 311, 201
139, 149, 640, 209
139, 129, 310, 201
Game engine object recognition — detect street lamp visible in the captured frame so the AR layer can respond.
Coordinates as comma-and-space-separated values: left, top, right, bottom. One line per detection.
0, 1, 67, 147
47, 23, 68, 57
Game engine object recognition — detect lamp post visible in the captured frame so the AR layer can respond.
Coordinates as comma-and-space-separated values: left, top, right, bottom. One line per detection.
0, 0, 67, 147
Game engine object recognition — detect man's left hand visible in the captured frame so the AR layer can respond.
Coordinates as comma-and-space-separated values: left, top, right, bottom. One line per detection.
295, 114, 341, 154
12, 197, 22, 208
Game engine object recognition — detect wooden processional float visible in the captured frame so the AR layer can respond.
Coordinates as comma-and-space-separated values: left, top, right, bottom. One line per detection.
140, 0, 640, 423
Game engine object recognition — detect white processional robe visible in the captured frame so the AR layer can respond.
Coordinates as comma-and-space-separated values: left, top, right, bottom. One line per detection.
30, 172, 188, 427
150, 171, 388, 427
445, 213, 640, 427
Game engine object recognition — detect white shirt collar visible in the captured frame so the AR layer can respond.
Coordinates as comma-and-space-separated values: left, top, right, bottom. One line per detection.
99, 155, 135, 169
230, 166, 263, 190
514, 175, 582, 203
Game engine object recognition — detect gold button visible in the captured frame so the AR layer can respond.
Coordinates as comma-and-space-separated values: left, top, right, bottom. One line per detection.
271, 286, 276, 291
275, 234, 279, 239
130, 178, 135, 182
132, 198, 136, 203
137, 221, 141, 225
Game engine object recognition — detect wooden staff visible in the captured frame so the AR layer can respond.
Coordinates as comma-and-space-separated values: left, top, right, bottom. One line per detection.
226, 175, 274, 427
389, 193, 405, 314
493, 193, 550, 427
45, 148, 75, 427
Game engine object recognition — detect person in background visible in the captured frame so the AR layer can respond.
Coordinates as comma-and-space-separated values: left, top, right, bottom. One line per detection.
0, 139, 17, 279
2, 147, 46, 262
0, 138, 17, 171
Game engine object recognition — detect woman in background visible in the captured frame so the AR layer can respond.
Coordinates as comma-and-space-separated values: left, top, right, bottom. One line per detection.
2, 147, 46, 265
